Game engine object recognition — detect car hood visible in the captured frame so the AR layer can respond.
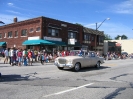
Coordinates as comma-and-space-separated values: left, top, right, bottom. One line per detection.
56, 56, 83, 60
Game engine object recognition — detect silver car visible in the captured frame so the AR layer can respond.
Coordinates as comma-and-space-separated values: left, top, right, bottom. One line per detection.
54, 51, 104, 71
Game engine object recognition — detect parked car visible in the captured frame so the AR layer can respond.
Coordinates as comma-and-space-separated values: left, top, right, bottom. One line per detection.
54, 51, 104, 71
121, 52, 128, 57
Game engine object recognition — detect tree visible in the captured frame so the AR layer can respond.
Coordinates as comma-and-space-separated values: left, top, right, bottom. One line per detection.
75, 23, 83, 26
114, 35, 121, 40
121, 34, 128, 39
104, 34, 112, 40
115, 34, 128, 40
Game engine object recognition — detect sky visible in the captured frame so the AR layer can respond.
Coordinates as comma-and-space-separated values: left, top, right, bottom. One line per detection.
0, 0, 133, 39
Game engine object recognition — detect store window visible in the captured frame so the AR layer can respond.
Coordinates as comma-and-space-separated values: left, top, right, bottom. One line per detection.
15, 31, 18, 37
8, 31, 12, 38
21, 29, 27, 36
48, 28, 59, 36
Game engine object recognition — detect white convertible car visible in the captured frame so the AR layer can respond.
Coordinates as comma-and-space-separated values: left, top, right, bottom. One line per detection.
54, 51, 104, 71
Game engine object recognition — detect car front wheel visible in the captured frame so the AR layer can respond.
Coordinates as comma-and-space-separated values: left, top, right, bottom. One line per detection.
73, 63, 81, 72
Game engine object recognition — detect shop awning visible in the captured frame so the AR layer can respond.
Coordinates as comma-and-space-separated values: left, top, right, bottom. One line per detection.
0, 42, 6, 46
22, 39, 54, 45
47, 40, 66, 46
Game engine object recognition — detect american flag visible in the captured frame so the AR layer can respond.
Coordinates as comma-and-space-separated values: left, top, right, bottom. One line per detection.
0, 21, 5, 24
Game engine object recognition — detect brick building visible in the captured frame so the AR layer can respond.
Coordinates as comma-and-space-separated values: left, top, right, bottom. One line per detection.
0, 16, 104, 54
83, 27, 104, 54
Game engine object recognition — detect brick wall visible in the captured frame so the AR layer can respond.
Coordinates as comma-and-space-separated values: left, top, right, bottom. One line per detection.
0, 16, 83, 49
0, 17, 42, 49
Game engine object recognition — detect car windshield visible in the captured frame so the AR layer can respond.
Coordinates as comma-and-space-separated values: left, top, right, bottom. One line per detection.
69, 50, 96, 57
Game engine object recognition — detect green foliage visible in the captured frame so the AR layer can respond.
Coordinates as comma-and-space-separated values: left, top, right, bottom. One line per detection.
104, 34, 112, 40
115, 34, 128, 40
75, 23, 83, 26
115, 35, 121, 40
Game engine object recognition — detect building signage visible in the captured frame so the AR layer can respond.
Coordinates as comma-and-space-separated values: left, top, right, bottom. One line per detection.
61, 23, 67, 27
28, 36, 40, 40
68, 39, 75, 45
43, 36, 62, 41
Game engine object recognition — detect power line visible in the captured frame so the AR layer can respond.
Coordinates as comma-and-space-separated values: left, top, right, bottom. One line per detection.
0, 17, 13, 21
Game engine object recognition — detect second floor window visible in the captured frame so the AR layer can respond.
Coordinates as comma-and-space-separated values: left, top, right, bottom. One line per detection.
15, 31, 18, 37
21, 29, 27, 36
84, 34, 90, 41
99, 36, 104, 43
30, 28, 34, 33
68, 32, 76, 39
8, 31, 12, 38
91, 36, 95, 42
48, 28, 59, 36
36, 27, 41, 32
0, 33, 2, 38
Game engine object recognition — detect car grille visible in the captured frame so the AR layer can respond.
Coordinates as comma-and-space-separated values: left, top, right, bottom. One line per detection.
58, 59, 67, 64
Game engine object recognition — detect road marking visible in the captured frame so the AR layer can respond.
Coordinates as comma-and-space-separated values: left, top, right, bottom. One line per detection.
43, 83, 93, 98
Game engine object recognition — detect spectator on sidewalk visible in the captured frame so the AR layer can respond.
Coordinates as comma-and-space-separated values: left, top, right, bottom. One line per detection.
40, 53, 45, 65
4, 48, 9, 64
17, 48, 22, 67
28, 49, 33, 66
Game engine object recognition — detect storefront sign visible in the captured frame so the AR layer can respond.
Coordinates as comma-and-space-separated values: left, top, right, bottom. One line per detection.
28, 36, 40, 40
68, 39, 75, 45
43, 36, 62, 41
61, 24, 67, 27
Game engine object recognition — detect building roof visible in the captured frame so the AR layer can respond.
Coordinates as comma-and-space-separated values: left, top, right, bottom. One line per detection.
83, 27, 104, 36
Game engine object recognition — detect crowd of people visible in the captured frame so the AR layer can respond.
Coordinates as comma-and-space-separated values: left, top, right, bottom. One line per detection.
1, 47, 133, 67
3, 47, 55, 66
105, 52, 133, 60
2, 48, 101, 66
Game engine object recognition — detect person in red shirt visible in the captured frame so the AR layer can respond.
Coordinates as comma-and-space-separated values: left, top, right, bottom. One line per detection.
28, 49, 32, 66
66, 50, 69, 56
61, 51, 64, 57
17, 48, 22, 66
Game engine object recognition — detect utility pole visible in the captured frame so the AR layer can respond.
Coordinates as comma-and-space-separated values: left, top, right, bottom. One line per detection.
95, 18, 110, 51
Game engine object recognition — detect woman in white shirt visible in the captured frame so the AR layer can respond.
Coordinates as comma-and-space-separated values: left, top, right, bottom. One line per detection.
4, 48, 9, 64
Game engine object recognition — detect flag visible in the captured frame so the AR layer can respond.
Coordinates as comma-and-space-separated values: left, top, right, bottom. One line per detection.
0, 21, 5, 24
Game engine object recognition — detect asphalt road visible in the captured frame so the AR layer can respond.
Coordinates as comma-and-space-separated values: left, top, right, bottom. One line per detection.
0, 59, 133, 99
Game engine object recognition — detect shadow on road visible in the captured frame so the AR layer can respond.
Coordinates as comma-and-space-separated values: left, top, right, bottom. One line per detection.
0, 66, 10, 68
79, 66, 110, 72
62, 66, 110, 72
0, 74, 29, 82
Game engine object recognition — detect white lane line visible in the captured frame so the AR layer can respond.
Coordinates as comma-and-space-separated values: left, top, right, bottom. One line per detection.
43, 83, 93, 98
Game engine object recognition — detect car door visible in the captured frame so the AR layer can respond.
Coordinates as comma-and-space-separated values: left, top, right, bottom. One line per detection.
89, 52, 97, 66
83, 52, 92, 67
